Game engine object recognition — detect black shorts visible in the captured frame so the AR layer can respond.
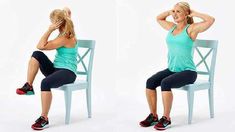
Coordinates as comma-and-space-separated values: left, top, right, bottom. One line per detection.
32, 51, 76, 91
146, 68, 197, 91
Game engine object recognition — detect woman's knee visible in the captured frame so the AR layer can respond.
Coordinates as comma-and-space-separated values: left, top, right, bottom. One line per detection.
146, 77, 157, 90
32, 51, 45, 61
41, 78, 51, 91
161, 79, 172, 91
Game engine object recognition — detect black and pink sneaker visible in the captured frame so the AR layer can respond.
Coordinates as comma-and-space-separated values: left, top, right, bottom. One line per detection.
16, 82, 34, 95
139, 113, 158, 127
31, 116, 49, 130
154, 116, 171, 130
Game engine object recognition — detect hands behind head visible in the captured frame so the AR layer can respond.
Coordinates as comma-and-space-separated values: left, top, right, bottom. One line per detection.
188, 9, 196, 17
48, 20, 64, 32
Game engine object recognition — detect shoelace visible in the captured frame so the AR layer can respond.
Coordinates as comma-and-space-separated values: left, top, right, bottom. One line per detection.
35, 116, 47, 124
158, 117, 169, 126
146, 114, 154, 122
21, 83, 31, 91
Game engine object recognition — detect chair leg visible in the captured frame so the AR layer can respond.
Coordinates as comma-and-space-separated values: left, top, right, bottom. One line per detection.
208, 88, 214, 118
86, 87, 91, 118
64, 90, 72, 124
187, 90, 194, 124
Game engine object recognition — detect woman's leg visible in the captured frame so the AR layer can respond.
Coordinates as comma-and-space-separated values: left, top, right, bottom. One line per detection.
140, 69, 174, 127
41, 92, 52, 118
27, 57, 39, 85
161, 91, 173, 120
40, 69, 76, 118
160, 70, 197, 119
154, 70, 197, 130
146, 89, 157, 116
27, 51, 55, 85
145, 69, 174, 116
17, 51, 55, 95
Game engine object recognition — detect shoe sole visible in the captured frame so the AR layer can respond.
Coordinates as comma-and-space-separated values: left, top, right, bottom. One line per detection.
16, 90, 34, 95
139, 121, 158, 127
26, 91, 35, 95
154, 125, 171, 130
31, 124, 49, 130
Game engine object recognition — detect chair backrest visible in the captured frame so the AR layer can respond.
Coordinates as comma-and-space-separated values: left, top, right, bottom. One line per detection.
193, 39, 218, 83
76, 40, 95, 82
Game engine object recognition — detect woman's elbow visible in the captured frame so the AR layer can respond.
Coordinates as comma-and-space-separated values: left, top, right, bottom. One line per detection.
156, 16, 163, 24
36, 45, 44, 50
210, 17, 215, 25
156, 15, 163, 21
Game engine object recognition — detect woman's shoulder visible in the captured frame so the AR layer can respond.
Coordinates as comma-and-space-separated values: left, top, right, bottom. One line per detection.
167, 24, 177, 32
186, 24, 197, 41
59, 36, 77, 48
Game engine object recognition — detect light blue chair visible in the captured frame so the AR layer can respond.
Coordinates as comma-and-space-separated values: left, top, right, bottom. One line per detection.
178, 39, 218, 124
56, 40, 95, 124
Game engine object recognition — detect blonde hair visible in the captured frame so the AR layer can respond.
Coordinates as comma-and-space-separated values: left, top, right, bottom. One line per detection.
63, 7, 71, 18
50, 9, 75, 39
176, 2, 194, 24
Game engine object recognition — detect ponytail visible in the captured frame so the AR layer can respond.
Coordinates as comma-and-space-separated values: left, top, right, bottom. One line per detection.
63, 16, 75, 39
187, 16, 194, 24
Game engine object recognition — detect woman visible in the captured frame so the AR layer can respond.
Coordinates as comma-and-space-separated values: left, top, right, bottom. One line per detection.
139, 2, 215, 130
16, 8, 77, 130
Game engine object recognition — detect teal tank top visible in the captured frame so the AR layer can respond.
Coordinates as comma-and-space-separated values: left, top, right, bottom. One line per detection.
53, 41, 78, 74
166, 24, 196, 72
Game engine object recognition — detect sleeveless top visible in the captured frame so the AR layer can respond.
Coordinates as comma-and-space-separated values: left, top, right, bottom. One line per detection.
166, 24, 196, 72
53, 41, 78, 74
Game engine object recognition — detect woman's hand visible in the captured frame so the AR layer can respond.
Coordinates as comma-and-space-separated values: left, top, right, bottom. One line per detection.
48, 20, 64, 32
188, 9, 197, 17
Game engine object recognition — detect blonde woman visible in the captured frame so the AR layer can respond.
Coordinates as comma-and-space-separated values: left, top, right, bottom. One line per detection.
16, 8, 77, 130
139, 2, 215, 130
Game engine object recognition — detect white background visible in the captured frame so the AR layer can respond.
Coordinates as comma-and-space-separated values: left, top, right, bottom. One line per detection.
0, 0, 234, 131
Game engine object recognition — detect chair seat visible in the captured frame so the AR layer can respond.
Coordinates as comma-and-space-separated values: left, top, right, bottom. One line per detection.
57, 80, 88, 91
177, 80, 211, 91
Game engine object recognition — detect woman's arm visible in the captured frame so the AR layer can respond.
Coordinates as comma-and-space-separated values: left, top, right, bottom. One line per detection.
37, 20, 65, 50
189, 10, 215, 34
156, 10, 175, 31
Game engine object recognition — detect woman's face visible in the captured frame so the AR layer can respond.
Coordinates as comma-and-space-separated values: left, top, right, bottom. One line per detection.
172, 5, 188, 23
